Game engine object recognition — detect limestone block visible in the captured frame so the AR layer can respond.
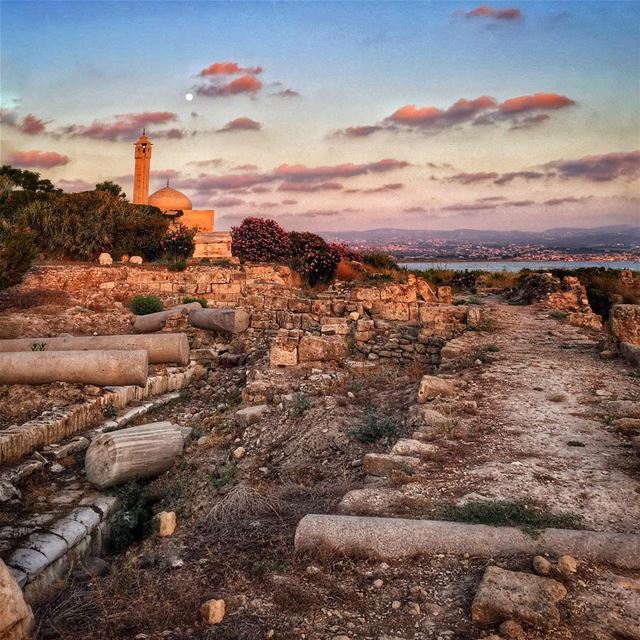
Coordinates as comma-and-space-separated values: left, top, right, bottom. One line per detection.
437, 286, 452, 304
416, 279, 438, 302
270, 342, 298, 367
471, 566, 567, 628
298, 335, 348, 362
0, 558, 34, 640
417, 375, 457, 403
610, 305, 640, 346
98, 253, 113, 266
390, 438, 438, 458
235, 405, 269, 428
362, 453, 421, 476
154, 511, 176, 537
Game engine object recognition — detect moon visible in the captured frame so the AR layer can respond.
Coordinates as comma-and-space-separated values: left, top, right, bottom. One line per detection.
185, 93, 193, 101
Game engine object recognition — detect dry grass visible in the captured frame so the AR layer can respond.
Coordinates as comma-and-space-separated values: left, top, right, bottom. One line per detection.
547, 392, 568, 403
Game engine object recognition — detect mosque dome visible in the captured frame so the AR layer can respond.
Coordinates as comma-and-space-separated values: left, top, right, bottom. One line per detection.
148, 186, 192, 211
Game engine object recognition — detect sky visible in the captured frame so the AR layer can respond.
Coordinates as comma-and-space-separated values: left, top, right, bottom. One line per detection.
1, 0, 639, 232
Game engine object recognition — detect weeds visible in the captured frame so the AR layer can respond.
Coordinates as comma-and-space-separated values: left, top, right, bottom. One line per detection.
130, 294, 163, 315
106, 481, 154, 552
182, 296, 208, 307
439, 500, 581, 534
292, 393, 311, 417
30, 341, 46, 351
102, 403, 117, 418
209, 462, 237, 490
549, 310, 568, 321
350, 406, 399, 443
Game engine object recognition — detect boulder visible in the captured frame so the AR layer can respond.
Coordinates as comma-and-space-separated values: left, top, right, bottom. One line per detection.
471, 566, 567, 628
189, 308, 250, 334
407, 405, 450, 431
417, 375, 457, 403
298, 335, 348, 362
609, 304, 640, 346
98, 252, 113, 266
437, 286, 452, 304
0, 558, 34, 640
235, 405, 269, 428
362, 453, 421, 476
129, 255, 143, 265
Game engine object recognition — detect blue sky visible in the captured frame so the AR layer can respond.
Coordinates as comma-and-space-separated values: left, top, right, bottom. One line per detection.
1, 1, 639, 230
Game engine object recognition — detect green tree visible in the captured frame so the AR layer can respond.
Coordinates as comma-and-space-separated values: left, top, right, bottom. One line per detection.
96, 180, 126, 199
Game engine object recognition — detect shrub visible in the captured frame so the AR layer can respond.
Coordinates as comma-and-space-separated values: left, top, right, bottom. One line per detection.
162, 223, 196, 261
330, 242, 362, 262
106, 482, 153, 552
291, 393, 311, 417
167, 259, 188, 272
0, 228, 38, 291
231, 217, 291, 262
130, 294, 163, 315
289, 231, 341, 286
183, 296, 208, 307
361, 251, 398, 270
350, 407, 399, 443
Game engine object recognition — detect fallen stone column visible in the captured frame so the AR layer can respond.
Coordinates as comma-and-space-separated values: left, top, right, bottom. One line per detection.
0, 350, 148, 387
0, 333, 189, 365
189, 308, 250, 334
294, 515, 640, 570
0, 558, 34, 639
133, 302, 202, 333
85, 421, 184, 489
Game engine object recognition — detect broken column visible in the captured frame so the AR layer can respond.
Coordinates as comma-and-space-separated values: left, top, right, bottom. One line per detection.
85, 421, 184, 489
133, 302, 203, 333
0, 350, 148, 386
0, 558, 34, 640
189, 308, 250, 334
0, 333, 190, 365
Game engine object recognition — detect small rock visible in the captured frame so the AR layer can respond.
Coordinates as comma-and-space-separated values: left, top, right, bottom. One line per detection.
130, 255, 143, 265
391, 600, 401, 610
98, 252, 113, 266
406, 602, 421, 615
373, 579, 384, 588
154, 511, 176, 537
305, 565, 321, 576
556, 555, 578, 576
232, 446, 246, 460
498, 619, 525, 639
201, 598, 225, 625
532, 556, 552, 576
50, 463, 65, 473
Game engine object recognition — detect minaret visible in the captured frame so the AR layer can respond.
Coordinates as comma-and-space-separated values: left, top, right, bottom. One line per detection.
133, 130, 152, 204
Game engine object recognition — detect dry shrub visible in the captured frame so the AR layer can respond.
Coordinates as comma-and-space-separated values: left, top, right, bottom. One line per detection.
335, 258, 364, 282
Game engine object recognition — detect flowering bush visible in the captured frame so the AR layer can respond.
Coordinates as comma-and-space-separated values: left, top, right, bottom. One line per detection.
161, 224, 196, 260
289, 231, 341, 286
330, 242, 363, 262
231, 217, 291, 262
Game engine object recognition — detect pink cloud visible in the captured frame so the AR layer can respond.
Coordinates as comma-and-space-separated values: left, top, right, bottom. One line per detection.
62, 111, 177, 141
212, 197, 245, 207
218, 117, 262, 132
464, 5, 522, 20
10, 150, 70, 168
546, 150, 640, 182
199, 61, 263, 76
447, 172, 499, 184
274, 159, 409, 182
499, 93, 575, 114
278, 181, 344, 192
20, 114, 46, 135
196, 74, 263, 97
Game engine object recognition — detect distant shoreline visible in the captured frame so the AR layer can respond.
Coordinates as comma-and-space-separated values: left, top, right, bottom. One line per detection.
399, 259, 639, 273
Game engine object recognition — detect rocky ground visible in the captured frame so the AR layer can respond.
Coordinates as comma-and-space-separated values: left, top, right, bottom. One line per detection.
3, 293, 639, 640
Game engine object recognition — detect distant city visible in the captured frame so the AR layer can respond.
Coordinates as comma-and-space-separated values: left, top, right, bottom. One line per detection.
322, 224, 640, 263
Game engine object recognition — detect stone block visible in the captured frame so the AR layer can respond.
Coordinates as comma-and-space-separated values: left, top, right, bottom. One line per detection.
390, 438, 438, 458
298, 335, 348, 362
201, 599, 225, 625
362, 453, 421, 476
235, 405, 269, 428
270, 342, 298, 367
154, 511, 177, 537
471, 566, 567, 628
417, 375, 457, 403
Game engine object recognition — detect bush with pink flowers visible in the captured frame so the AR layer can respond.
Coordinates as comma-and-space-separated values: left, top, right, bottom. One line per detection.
231, 217, 291, 262
289, 231, 341, 286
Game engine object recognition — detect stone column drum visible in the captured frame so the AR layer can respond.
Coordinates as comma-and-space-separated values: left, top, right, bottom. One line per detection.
0, 350, 148, 386
0, 333, 190, 365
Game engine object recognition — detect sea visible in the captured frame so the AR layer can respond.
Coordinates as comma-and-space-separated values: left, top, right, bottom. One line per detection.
399, 260, 640, 273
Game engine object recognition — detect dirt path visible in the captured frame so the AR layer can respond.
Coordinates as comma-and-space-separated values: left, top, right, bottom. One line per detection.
455, 300, 640, 532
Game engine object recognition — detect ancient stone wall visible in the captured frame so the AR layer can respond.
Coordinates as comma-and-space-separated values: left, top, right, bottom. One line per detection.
11, 265, 468, 367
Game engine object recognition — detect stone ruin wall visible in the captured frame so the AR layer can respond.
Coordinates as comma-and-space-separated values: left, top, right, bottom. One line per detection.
13, 264, 472, 367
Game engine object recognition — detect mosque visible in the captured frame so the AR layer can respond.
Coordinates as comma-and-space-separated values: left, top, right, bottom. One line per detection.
133, 132, 232, 259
